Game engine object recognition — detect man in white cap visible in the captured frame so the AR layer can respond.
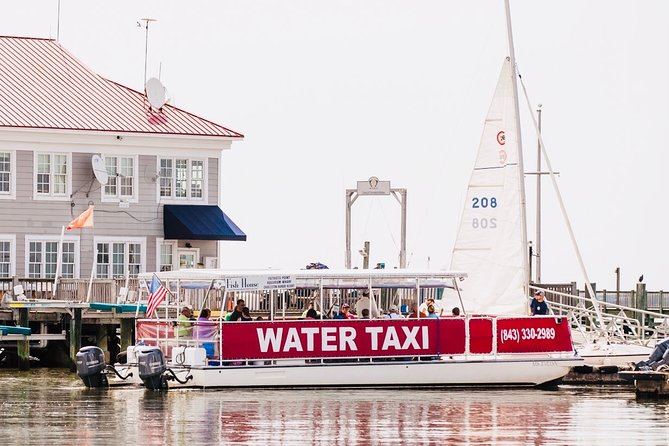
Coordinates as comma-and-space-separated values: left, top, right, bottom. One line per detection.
530, 290, 549, 315
387, 305, 402, 319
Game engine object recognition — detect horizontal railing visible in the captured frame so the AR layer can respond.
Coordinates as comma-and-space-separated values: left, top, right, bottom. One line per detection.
0, 277, 442, 316
531, 285, 669, 346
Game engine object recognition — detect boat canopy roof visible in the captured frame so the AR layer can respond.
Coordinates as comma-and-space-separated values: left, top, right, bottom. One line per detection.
139, 268, 467, 291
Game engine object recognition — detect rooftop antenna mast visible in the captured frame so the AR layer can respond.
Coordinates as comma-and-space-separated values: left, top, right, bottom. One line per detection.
140, 18, 157, 86
56, 0, 61, 42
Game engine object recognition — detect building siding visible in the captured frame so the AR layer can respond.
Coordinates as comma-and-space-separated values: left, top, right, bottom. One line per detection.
2, 149, 223, 277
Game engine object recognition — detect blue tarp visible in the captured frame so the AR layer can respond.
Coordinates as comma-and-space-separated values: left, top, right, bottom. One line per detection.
163, 205, 246, 241
89, 303, 147, 313
0, 325, 31, 335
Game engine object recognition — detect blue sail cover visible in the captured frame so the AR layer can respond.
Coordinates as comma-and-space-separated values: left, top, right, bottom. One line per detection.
163, 205, 246, 241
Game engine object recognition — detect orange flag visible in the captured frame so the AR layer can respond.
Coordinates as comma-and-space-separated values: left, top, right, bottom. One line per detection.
67, 205, 94, 230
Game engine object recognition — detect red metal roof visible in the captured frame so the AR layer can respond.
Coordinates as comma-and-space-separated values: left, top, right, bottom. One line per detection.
0, 36, 243, 138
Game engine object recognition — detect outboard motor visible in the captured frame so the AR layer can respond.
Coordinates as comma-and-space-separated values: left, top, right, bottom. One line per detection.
138, 347, 167, 390
76, 346, 108, 388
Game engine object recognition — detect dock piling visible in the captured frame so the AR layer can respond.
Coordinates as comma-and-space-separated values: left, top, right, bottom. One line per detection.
17, 307, 29, 370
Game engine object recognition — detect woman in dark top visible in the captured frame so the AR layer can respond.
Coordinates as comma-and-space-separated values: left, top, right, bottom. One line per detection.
241, 306, 253, 321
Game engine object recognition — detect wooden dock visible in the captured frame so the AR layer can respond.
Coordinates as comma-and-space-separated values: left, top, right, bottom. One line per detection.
619, 370, 669, 397
0, 300, 143, 370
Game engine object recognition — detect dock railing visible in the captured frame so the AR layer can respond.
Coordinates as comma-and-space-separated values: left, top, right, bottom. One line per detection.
531, 285, 669, 347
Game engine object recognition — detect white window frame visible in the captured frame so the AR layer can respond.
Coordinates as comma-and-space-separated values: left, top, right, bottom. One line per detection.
24, 234, 80, 279
101, 155, 139, 203
0, 234, 16, 277
0, 151, 16, 200
155, 238, 178, 272
33, 152, 72, 201
94, 236, 147, 278
156, 157, 208, 203
177, 247, 201, 270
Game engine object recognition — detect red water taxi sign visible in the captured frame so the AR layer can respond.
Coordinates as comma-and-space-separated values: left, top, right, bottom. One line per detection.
222, 320, 443, 359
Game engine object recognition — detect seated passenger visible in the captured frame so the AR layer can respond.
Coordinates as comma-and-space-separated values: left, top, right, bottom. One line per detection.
334, 303, 356, 319
241, 306, 253, 321
427, 304, 439, 319
174, 306, 194, 338
451, 307, 461, 316
354, 290, 380, 319
305, 308, 319, 320
420, 298, 444, 317
360, 308, 370, 319
387, 305, 402, 319
193, 308, 216, 357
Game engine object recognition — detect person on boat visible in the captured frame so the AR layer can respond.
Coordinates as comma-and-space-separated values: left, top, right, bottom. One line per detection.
407, 303, 422, 319
360, 308, 370, 319
387, 305, 402, 319
530, 290, 549, 315
426, 305, 439, 319
354, 290, 380, 319
452, 307, 461, 316
301, 301, 321, 319
227, 299, 245, 321
193, 308, 216, 357
241, 306, 253, 321
420, 298, 444, 317
305, 308, 319, 320
174, 306, 194, 338
335, 303, 355, 319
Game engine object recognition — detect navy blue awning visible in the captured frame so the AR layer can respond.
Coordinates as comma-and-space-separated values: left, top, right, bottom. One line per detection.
163, 205, 246, 241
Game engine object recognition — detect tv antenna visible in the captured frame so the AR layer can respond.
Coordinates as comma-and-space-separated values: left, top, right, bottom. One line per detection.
139, 18, 157, 87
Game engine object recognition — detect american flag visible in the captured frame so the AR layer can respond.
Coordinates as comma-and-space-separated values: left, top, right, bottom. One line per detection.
146, 275, 169, 318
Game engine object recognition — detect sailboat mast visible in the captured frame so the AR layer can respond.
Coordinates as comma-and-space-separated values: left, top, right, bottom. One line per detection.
504, 0, 530, 292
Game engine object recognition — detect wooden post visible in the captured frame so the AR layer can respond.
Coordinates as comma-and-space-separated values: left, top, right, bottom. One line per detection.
120, 318, 134, 353
69, 308, 82, 371
17, 308, 30, 370
97, 324, 110, 364
636, 282, 647, 324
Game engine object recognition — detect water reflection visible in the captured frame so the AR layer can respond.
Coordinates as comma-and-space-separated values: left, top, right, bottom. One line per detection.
0, 369, 668, 445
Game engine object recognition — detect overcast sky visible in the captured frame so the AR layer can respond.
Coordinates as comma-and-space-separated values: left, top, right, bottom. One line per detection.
3, 1, 668, 290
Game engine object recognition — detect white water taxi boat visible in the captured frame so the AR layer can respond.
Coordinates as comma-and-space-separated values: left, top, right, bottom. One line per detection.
76, 269, 581, 390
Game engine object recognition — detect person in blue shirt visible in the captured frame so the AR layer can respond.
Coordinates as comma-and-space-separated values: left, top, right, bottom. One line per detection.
530, 290, 549, 315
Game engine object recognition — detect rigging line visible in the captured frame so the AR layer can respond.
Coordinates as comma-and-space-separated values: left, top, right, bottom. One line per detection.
360, 197, 374, 242
474, 163, 518, 171
95, 209, 160, 223
378, 201, 398, 251
517, 70, 608, 340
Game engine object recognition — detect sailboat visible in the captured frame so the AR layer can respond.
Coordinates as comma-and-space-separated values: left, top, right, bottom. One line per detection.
447, 1, 653, 368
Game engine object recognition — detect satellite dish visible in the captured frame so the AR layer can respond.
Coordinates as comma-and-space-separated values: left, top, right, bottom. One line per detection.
145, 77, 167, 110
91, 155, 108, 185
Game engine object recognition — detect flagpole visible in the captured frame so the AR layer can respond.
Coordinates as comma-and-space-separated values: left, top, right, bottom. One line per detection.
86, 249, 98, 303
53, 225, 65, 297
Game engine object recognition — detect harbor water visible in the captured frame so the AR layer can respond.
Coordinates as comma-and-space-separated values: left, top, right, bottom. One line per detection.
1, 369, 668, 445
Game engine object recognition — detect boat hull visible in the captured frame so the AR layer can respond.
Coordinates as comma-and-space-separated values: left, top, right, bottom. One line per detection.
112, 355, 581, 389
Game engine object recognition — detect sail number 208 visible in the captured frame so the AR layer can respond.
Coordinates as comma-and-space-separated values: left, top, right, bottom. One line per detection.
471, 197, 497, 208
471, 196, 498, 229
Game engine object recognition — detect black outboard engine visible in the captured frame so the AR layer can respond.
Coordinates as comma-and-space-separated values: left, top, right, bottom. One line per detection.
76, 346, 108, 388
138, 347, 167, 390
